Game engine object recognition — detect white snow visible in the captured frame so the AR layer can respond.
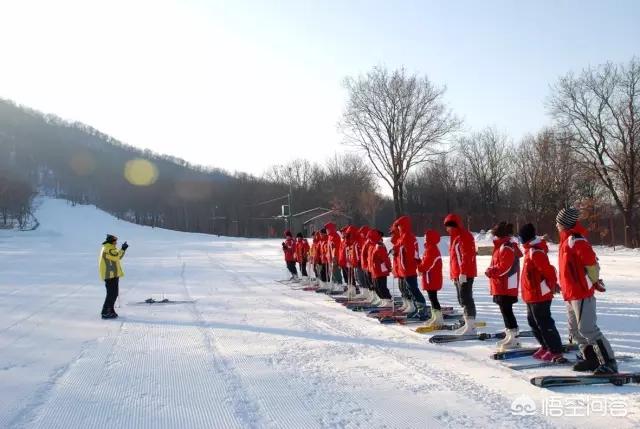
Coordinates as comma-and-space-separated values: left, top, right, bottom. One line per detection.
1, 198, 639, 428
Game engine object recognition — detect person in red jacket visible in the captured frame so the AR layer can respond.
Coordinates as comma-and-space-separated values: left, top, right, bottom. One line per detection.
316, 228, 331, 291
343, 226, 361, 298
518, 223, 566, 363
394, 216, 428, 320
324, 222, 344, 293
282, 230, 298, 281
556, 208, 617, 374
353, 226, 367, 293
485, 222, 523, 351
444, 213, 478, 334
360, 226, 376, 302
338, 226, 350, 288
295, 232, 310, 280
417, 229, 443, 328
390, 224, 412, 313
369, 229, 393, 307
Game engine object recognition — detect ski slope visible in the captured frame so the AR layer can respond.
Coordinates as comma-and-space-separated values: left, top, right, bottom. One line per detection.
1, 198, 639, 429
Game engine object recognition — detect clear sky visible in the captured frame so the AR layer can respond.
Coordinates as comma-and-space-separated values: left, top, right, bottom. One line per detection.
0, 0, 638, 177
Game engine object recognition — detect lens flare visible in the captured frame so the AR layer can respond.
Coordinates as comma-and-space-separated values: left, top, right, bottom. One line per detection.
124, 158, 158, 186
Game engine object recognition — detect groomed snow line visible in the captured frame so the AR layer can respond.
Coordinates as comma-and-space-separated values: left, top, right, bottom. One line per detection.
1, 198, 639, 428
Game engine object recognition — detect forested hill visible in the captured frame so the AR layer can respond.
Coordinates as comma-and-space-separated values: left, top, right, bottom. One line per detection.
0, 98, 285, 235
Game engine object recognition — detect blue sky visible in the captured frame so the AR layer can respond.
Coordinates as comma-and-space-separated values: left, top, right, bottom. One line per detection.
0, 0, 638, 178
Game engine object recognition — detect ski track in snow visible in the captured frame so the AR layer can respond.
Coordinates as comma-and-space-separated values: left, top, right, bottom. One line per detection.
2, 199, 640, 428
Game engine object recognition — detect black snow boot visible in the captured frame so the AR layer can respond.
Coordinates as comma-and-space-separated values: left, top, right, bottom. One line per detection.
573, 345, 599, 372
101, 312, 118, 319
593, 340, 618, 375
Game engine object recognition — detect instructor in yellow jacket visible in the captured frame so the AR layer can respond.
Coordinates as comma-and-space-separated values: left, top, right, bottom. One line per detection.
99, 234, 128, 319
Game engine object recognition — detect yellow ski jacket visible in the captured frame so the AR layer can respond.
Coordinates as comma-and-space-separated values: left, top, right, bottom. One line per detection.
99, 243, 125, 280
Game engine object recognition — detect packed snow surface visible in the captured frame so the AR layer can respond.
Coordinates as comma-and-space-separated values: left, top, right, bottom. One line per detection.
1, 198, 639, 428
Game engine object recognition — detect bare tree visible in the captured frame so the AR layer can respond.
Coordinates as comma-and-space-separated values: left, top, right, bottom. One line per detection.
340, 66, 461, 216
515, 128, 579, 224
549, 58, 640, 247
457, 127, 513, 221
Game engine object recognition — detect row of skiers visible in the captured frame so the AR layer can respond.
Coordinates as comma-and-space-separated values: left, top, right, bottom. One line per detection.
282, 207, 618, 375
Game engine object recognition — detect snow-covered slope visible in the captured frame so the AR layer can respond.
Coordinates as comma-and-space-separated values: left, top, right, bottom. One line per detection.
1, 198, 639, 428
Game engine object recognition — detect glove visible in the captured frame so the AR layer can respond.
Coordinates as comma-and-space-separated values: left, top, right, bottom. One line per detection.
282, 242, 287, 250
121, 241, 129, 251
553, 283, 561, 294
594, 279, 606, 292
459, 274, 467, 284
484, 268, 494, 278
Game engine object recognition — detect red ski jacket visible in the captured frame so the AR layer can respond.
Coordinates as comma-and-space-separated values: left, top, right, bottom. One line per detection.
295, 238, 310, 263
370, 231, 392, 279
485, 237, 522, 297
521, 239, 557, 303
444, 213, 477, 280
558, 223, 598, 301
283, 236, 296, 262
418, 229, 443, 291
361, 232, 374, 273
394, 216, 419, 278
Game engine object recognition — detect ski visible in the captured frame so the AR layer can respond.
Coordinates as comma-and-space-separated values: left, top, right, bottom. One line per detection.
415, 320, 487, 333
507, 354, 634, 371
531, 372, 640, 388
490, 343, 579, 360
134, 298, 195, 305
429, 330, 535, 344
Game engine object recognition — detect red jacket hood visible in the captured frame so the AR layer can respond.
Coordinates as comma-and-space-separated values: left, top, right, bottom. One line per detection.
424, 229, 441, 246
367, 229, 383, 242
394, 216, 413, 234
523, 238, 549, 253
324, 222, 337, 234
560, 221, 589, 241
444, 213, 465, 235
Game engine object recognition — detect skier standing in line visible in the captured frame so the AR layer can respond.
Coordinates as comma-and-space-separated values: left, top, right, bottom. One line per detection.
518, 223, 567, 362
485, 222, 523, 351
360, 226, 376, 303
391, 224, 411, 314
556, 208, 618, 374
324, 222, 343, 293
282, 230, 298, 281
316, 228, 330, 292
98, 234, 128, 319
344, 226, 361, 298
394, 216, 428, 320
444, 213, 478, 334
369, 229, 393, 307
295, 232, 310, 282
338, 226, 350, 289
417, 229, 444, 328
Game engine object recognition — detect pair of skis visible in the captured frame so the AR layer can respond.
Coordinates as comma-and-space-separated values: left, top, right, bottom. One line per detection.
428, 330, 535, 344
492, 344, 639, 387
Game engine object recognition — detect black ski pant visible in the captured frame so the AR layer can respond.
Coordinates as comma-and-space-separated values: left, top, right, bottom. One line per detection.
356, 267, 367, 289
374, 276, 392, 299
102, 277, 119, 315
426, 290, 441, 310
398, 278, 410, 299
366, 272, 373, 289
527, 301, 563, 353
404, 276, 426, 305
455, 278, 476, 317
319, 264, 328, 282
299, 257, 308, 277
286, 261, 297, 276
494, 294, 518, 330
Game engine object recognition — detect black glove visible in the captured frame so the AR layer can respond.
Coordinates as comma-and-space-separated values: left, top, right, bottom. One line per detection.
121, 241, 129, 251
282, 242, 287, 250
553, 283, 561, 294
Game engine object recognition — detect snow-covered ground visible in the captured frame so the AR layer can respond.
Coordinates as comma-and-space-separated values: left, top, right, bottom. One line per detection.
1, 198, 639, 429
